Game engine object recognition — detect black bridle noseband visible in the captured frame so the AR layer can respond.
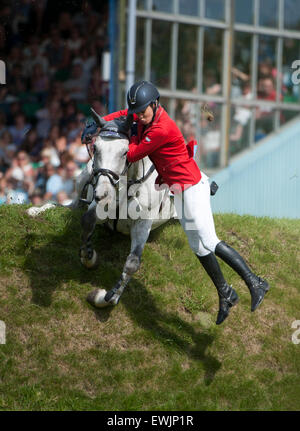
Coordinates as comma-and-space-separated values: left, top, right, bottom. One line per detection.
92, 160, 132, 189
80, 140, 132, 205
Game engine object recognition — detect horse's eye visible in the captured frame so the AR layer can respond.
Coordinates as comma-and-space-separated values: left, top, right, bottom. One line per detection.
122, 151, 128, 158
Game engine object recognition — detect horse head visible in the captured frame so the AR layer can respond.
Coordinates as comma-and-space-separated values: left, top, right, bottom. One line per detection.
90, 110, 133, 212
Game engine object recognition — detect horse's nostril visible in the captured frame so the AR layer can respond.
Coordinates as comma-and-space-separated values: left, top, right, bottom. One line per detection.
95, 191, 109, 202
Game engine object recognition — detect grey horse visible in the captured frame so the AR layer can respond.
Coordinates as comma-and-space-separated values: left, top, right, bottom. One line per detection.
27, 112, 176, 308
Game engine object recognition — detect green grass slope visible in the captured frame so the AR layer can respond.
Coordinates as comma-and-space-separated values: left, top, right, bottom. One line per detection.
0, 205, 299, 411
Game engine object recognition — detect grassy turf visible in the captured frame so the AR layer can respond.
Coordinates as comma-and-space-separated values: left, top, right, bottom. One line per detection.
0, 205, 299, 411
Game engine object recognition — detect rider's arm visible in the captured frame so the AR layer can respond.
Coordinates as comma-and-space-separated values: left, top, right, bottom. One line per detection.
126, 127, 166, 163
103, 109, 140, 122
103, 109, 128, 121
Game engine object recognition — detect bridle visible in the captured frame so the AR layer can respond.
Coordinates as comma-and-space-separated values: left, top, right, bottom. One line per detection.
80, 136, 155, 206
92, 159, 132, 189
80, 137, 131, 204
80, 110, 156, 205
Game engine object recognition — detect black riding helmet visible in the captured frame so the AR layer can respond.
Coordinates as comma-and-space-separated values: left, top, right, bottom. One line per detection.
127, 80, 160, 114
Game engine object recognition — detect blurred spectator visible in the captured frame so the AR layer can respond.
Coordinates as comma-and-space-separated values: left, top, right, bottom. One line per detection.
20, 128, 42, 161
0, 23, 7, 56
66, 120, 80, 144
0, 112, 7, 137
2, 132, 18, 167
64, 60, 88, 101
62, 160, 78, 196
204, 70, 221, 96
67, 27, 83, 55
68, 134, 89, 166
199, 113, 221, 169
54, 135, 68, 157
257, 77, 277, 102
41, 163, 64, 201
0, 174, 7, 205
58, 12, 73, 39
29, 189, 43, 206
231, 67, 250, 98
57, 190, 72, 206
31, 0, 47, 36
0, 137, 11, 173
23, 36, 49, 76
6, 101, 22, 125
36, 100, 62, 139
73, 0, 102, 35
6, 177, 30, 205
49, 125, 61, 143
82, 43, 97, 77
256, 77, 277, 139
7, 46, 23, 73
44, 28, 70, 76
0, 5, 13, 54
7, 63, 26, 97
5, 150, 35, 188
230, 81, 253, 155
30, 63, 49, 103
40, 146, 60, 168
61, 100, 78, 129
8, 113, 31, 147
11, 0, 33, 38
60, 150, 74, 169
258, 62, 275, 81
0, 0, 109, 206
88, 66, 107, 104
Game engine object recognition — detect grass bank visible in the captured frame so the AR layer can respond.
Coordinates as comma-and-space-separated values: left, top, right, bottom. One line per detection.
0, 205, 299, 410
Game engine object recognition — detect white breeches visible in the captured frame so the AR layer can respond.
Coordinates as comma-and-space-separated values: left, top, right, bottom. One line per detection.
174, 173, 220, 257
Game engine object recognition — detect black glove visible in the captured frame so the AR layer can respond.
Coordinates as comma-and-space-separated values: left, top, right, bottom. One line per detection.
210, 181, 219, 196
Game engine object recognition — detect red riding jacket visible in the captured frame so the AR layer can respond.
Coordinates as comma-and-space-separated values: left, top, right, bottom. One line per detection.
104, 106, 201, 194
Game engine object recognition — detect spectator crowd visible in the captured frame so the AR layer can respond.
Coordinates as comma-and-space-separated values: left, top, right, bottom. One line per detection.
0, 0, 109, 206
1, 0, 299, 200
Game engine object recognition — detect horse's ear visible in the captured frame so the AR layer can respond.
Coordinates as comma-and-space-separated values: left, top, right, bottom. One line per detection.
90, 108, 106, 127
124, 113, 134, 130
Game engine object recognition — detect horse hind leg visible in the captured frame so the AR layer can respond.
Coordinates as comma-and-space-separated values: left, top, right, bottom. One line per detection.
103, 247, 142, 304
86, 251, 140, 308
87, 220, 152, 308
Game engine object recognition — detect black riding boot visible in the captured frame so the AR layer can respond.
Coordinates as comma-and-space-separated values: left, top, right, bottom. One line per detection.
197, 253, 239, 325
215, 241, 270, 312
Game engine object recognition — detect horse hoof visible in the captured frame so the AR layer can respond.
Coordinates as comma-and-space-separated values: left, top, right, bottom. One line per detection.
86, 289, 113, 308
26, 203, 56, 217
80, 249, 99, 269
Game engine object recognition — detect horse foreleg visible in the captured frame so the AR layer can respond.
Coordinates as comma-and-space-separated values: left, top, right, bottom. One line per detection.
87, 219, 153, 308
80, 204, 99, 269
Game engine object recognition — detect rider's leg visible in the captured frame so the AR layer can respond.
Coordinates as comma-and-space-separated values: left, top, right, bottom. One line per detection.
176, 174, 269, 313
174, 178, 238, 324
214, 241, 269, 311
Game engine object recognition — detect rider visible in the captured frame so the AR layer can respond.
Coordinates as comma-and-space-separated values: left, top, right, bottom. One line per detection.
96, 80, 270, 325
